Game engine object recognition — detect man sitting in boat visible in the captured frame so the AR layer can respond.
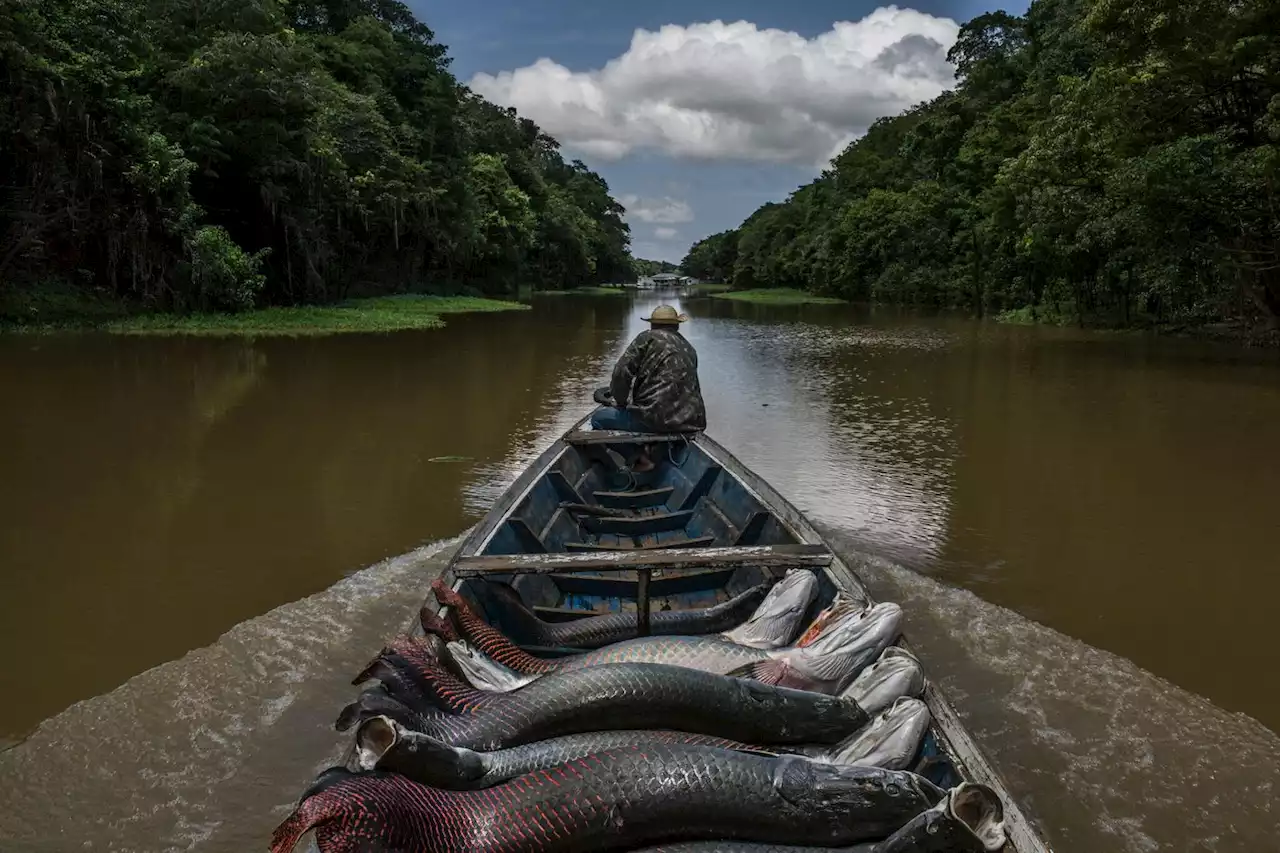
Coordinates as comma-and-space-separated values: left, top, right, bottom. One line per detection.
592, 304, 707, 472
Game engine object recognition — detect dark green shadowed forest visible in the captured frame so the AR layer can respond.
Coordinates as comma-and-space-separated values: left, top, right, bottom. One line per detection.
0, 0, 635, 323
681, 0, 1280, 339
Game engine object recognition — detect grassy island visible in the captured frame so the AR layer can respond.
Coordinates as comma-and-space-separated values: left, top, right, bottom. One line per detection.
712, 288, 846, 305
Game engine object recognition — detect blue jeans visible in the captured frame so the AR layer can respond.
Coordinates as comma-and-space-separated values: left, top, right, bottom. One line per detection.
589, 406, 648, 466
590, 406, 648, 432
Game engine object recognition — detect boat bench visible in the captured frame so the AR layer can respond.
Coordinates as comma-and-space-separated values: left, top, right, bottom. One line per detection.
563, 430, 700, 446
453, 544, 832, 636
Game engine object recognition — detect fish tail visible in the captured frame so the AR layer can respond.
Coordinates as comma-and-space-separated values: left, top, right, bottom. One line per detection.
431, 580, 555, 675
271, 768, 362, 853
335, 688, 416, 733
269, 806, 312, 853
351, 649, 394, 686
334, 702, 363, 733
270, 793, 334, 853
381, 645, 489, 714
431, 578, 462, 607
419, 606, 459, 642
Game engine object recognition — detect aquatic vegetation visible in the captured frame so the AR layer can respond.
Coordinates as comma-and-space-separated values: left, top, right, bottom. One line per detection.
104, 296, 527, 337
713, 288, 846, 305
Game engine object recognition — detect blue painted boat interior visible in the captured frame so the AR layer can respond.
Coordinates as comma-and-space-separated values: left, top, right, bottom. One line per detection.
453, 438, 966, 793
480, 439, 799, 558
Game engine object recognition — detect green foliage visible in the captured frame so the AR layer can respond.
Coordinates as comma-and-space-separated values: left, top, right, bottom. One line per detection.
683, 0, 1280, 334
184, 225, 268, 312
632, 257, 679, 279
679, 231, 738, 282
0, 0, 632, 315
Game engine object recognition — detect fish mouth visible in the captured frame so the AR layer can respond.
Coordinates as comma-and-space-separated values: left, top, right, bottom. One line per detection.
946, 783, 1007, 851
795, 593, 865, 647
354, 716, 399, 769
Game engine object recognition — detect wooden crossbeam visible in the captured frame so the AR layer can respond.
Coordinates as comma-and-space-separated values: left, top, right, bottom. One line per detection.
453, 543, 832, 576
564, 430, 697, 446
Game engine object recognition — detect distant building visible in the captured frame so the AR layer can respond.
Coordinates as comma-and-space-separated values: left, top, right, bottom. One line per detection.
651, 273, 681, 284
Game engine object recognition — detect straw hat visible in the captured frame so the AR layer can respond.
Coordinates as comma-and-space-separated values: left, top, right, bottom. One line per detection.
642, 305, 688, 324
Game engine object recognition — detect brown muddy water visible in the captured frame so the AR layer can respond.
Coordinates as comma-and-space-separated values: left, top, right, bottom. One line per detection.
1, 292, 1278, 852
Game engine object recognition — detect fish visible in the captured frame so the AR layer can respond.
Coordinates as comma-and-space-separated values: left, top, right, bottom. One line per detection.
428, 579, 901, 695
840, 646, 926, 716
721, 568, 820, 649
354, 648, 928, 775
335, 658, 871, 751
355, 716, 769, 788
824, 697, 932, 771
617, 783, 1005, 851
269, 746, 945, 853
473, 578, 775, 649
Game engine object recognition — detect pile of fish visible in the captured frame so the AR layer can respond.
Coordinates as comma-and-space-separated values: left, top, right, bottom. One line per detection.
272, 569, 1008, 853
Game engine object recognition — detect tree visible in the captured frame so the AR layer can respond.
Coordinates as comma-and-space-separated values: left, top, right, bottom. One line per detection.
0, 0, 638, 313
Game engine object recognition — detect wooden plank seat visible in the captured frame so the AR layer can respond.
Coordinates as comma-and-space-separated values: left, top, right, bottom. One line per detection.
564, 536, 716, 552
453, 543, 833, 576
593, 486, 675, 509
578, 509, 694, 536
563, 430, 699, 446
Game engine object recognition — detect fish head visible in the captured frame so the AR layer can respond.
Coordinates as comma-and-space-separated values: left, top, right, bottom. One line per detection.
894, 783, 1007, 853
825, 697, 932, 771
774, 758, 944, 835
722, 569, 818, 649
355, 715, 486, 785
948, 783, 1007, 852
776, 602, 904, 694
840, 644, 926, 716
354, 715, 401, 770
445, 640, 535, 692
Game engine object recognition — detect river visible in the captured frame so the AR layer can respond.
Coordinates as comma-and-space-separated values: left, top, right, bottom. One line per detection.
1, 291, 1278, 851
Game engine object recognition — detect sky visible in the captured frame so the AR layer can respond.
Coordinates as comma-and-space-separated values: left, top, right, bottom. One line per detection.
409, 0, 1030, 263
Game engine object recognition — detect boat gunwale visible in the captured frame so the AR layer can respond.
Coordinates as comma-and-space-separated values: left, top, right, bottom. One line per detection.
388, 413, 1052, 853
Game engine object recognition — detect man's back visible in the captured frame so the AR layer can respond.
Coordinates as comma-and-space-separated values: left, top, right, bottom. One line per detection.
610, 328, 706, 433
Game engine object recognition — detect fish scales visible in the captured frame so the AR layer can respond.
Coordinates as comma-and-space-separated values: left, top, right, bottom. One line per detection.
339, 660, 870, 751
271, 745, 944, 853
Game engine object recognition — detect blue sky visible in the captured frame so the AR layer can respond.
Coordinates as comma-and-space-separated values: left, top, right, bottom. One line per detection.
409, 1, 1030, 263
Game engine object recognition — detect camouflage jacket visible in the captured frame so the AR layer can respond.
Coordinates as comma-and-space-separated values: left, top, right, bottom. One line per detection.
609, 328, 707, 433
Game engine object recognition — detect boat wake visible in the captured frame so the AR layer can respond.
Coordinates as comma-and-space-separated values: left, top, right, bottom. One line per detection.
0, 538, 462, 853
824, 529, 1280, 853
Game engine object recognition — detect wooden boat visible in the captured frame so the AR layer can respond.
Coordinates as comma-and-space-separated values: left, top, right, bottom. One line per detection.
414, 416, 1053, 852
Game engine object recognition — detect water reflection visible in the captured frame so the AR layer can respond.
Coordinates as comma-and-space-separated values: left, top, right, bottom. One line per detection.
3, 289, 1280, 853
0, 303, 631, 737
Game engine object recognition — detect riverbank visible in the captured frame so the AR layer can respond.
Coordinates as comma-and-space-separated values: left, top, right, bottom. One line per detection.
712, 287, 845, 305
684, 282, 732, 294
2, 294, 528, 337
995, 305, 1280, 346
537, 286, 629, 296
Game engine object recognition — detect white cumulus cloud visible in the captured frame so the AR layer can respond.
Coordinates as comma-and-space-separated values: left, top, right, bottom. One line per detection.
654, 227, 679, 240
470, 7, 960, 166
619, 194, 695, 224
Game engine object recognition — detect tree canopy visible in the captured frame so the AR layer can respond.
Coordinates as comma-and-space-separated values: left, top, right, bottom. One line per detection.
681, 0, 1280, 333
0, 0, 633, 312
632, 258, 679, 278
